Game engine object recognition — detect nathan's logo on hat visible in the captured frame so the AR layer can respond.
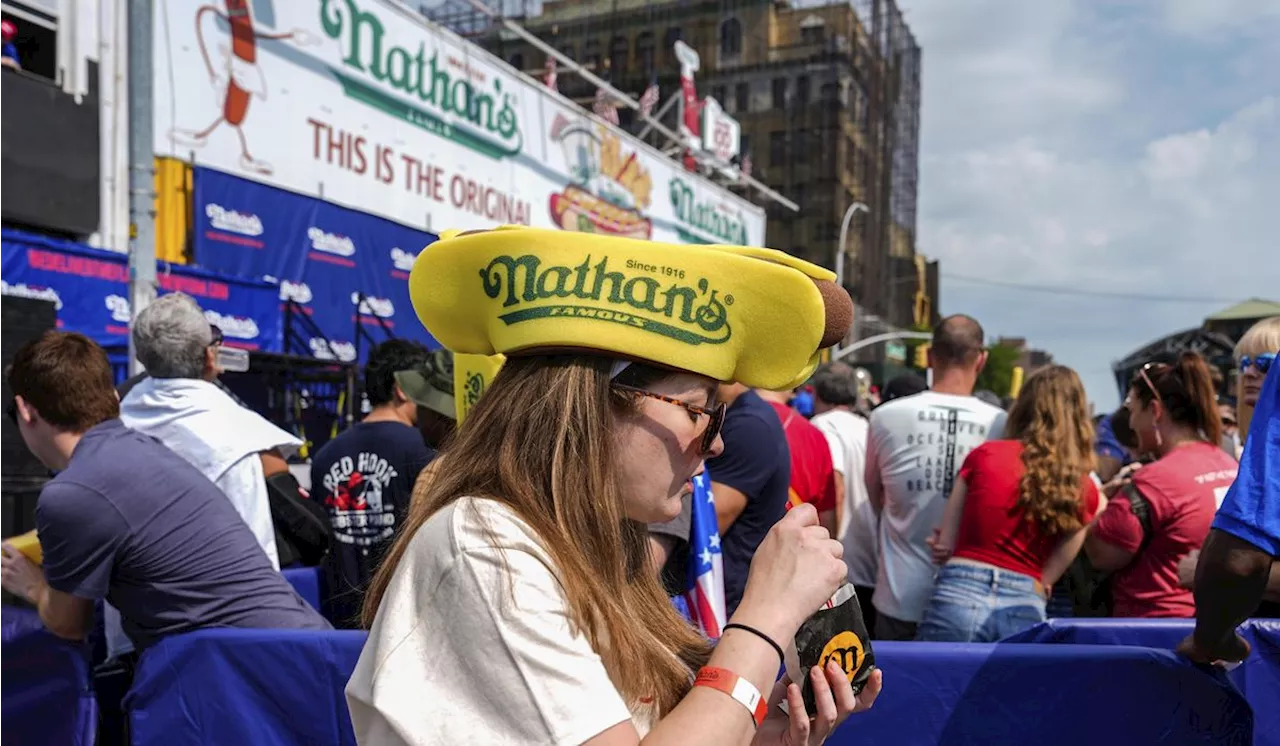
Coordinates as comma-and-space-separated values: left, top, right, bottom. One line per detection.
479, 253, 732, 345
463, 371, 486, 410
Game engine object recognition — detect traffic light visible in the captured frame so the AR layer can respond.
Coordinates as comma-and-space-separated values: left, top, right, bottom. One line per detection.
914, 343, 930, 370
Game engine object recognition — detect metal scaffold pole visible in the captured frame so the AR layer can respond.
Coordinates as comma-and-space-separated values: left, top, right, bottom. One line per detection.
126, 0, 156, 376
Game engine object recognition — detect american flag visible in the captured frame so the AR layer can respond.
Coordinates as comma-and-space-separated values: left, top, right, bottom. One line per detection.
593, 87, 620, 125
543, 56, 557, 92
680, 472, 726, 638
638, 81, 660, 119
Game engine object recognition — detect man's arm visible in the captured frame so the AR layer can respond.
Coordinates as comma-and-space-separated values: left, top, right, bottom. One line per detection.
712, 483, 749, 535
864, 437, 884, 516
1190, 529, 1272, 651
0, 545, 94, 641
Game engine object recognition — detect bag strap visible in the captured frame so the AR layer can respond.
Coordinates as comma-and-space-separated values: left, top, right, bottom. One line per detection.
1120, 481, 1156, 556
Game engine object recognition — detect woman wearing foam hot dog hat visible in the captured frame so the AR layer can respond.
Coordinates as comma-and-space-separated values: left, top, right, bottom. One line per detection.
347, 226, 882, 745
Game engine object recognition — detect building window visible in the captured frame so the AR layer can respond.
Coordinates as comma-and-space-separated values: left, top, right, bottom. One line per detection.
720, 18, 743, 58
820, 82, 839, 102
508, 53, 524, 72
795, 130, 809, 157
801, 19, 826, 46
735, 82, 749, 112
636, 31, 655, 74
559, 43, 575, 59
584, 39, 602, 70
794, 184, 806, 206
796, 75, 810, 105
772, 78, 787, 108
770, 131, 786, 166
609, 35, 629, 73
711, 85, 727, 106
663, 27, 682, 66
740, 133, 751, 160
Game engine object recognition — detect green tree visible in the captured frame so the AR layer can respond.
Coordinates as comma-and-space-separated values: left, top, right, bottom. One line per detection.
976, 343, 1020, 397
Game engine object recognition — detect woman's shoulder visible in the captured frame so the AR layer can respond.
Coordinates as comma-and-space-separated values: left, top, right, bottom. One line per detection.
966, 438, 1021, 465
410, 496, 548, 560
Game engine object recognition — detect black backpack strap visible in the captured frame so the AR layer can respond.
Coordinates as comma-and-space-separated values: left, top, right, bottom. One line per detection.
1120, 481, 1155, 556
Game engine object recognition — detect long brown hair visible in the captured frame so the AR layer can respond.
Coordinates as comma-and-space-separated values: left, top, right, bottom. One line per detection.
1130, 352, 1223, 446
1003, 365, 1096, 537
364, 354, 712, 713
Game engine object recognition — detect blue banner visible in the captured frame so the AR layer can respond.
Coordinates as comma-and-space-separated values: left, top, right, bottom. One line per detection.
1, 229, 281, 353
193, 167, 438, 363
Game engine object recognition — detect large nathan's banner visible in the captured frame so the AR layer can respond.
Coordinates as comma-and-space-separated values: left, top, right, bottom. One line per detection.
153, 0, 765, 247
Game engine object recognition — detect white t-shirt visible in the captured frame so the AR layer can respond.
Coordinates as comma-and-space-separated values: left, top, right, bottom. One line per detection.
346, 497, 654, 745
866, 391, 1006, 622
811, 409, 876, 588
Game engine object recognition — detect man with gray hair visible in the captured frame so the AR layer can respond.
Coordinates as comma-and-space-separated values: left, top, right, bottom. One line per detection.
120, 293, 303, 570
809, 361, 877, 636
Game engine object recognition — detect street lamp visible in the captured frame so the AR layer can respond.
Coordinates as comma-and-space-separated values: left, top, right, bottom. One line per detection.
833, 201, 869, 358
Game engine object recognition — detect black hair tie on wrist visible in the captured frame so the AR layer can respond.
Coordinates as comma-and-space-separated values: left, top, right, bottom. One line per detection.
722, 622, 785, 666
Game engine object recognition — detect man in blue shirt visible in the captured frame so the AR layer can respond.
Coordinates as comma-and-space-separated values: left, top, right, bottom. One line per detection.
1179, 362, 1280, 663
0, 331, 329, 649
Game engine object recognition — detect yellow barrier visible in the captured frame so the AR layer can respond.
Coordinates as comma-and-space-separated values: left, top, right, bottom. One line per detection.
154, 157, 193, 264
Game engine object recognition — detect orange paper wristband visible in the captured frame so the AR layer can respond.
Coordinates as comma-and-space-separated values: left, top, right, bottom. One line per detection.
694, 666, 768, 727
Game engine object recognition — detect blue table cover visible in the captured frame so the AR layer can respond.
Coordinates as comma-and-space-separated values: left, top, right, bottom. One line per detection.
2, 606, 96, 746
282, 566, 322, 613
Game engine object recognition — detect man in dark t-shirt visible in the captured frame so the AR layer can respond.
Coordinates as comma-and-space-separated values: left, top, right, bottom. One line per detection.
311, 341, 436, 627
706, 384, 790, 616
0, 332, 329, 650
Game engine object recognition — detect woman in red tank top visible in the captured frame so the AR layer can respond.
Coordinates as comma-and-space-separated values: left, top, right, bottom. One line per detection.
917, 366, 1101, 642
1085, 353, 1234, 617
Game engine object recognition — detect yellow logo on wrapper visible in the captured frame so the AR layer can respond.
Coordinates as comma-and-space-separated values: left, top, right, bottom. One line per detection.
819, 631, 864, 684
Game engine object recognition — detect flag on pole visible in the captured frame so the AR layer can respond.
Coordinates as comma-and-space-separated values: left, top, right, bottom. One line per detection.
639, 81, 660, 119
593, 87, 620, 125
679, 472, 726, 638
543, 56, 557, 92
740, 154, 752, 180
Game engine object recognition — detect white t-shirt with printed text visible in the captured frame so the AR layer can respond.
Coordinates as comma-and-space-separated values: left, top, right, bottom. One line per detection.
811, 409, 877, 588
346, 496, 654, 745
866, 391, 1006, 622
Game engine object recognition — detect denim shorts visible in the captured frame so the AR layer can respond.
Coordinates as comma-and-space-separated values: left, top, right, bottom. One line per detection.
916, 561, 1047, 643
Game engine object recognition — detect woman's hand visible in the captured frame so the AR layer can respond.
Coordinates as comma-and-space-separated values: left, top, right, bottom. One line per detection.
735, 504, 846, 642
926, 528, 951, 565
753, 663, 883, 746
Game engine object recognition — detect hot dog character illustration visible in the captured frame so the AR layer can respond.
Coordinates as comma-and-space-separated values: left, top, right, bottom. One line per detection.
170, 0, 316, 175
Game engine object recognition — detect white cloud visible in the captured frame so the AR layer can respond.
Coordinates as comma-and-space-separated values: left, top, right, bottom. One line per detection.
1161, 0, 1280, 38
898, 0, 1279, 408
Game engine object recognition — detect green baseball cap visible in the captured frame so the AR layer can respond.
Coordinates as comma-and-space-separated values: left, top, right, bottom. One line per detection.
395, 348, 455, 420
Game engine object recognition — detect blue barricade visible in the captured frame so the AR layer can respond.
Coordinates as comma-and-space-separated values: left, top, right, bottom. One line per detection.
282, 566, 323, 613
127, 628, 366, 746
125, 629, 1255, 746
2, 606, 96, 746
1004, 618, 1280, 745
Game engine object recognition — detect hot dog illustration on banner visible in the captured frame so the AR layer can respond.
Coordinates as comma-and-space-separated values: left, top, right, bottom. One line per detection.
547, 113, 653, 239
170, 0, 318, 174
674, 41, 703, 173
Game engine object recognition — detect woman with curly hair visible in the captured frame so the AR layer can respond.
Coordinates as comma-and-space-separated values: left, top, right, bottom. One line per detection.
917, 365, 1102, 641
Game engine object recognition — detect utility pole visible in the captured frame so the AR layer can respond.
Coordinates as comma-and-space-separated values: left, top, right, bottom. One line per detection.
126, 0, 156, 376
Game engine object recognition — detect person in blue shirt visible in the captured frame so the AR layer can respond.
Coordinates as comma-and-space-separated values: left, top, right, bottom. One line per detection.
0, 19, 20, 71
1179, 360, 1279, 663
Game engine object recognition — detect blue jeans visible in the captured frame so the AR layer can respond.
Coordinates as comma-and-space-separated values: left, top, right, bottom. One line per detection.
916, 562, 1047, 642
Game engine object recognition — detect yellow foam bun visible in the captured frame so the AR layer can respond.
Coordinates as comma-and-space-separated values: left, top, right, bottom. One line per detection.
410, 227, 845, 390
453, 352, 505, 423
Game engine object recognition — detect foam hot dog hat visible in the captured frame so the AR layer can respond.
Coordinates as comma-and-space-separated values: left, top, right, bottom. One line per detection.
408, 226, 852, 390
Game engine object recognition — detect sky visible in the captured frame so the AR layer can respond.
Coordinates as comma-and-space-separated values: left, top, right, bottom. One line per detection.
894, 0, 1280, 410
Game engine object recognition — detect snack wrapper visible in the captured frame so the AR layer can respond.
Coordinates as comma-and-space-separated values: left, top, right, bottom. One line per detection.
784, 583, 875, 712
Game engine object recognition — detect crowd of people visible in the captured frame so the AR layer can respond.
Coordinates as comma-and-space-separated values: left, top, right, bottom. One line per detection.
0, 224, 1277, 744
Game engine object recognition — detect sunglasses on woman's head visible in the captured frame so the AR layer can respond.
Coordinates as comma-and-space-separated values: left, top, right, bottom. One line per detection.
1136, 362, 1169, 405
612, 384, 726, 454
1239, 354, 1275, 375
